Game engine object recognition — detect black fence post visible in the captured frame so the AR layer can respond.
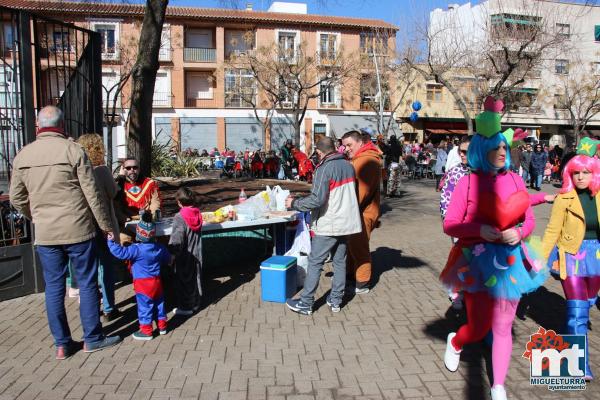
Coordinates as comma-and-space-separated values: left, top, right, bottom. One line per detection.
17, 11, 35, 145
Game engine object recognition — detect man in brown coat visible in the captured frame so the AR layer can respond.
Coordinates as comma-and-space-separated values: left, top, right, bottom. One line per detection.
10, 106, 122, 359
341, 130, 382, 293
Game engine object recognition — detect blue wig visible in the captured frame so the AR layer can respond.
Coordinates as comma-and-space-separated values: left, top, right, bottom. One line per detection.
467, 132, 511, 173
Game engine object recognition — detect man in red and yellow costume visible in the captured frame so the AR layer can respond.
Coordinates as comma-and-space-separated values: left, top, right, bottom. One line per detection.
115, 158, 161, 243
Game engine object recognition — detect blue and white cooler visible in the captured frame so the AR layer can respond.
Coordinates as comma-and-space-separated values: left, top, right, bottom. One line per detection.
260, 256, 297, 303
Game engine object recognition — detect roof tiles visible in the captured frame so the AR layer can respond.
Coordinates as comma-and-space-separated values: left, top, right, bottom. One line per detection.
1, 0, 398, 31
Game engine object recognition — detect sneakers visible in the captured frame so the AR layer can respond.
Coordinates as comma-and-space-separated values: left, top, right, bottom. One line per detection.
286, 298, 313, 315
490, 385, 507, 400
444, 332, 461, 372
159, 329, 167, 336
173, 308, 194, 316
132, 330, 153, 341
326, 297, 341, 313
355, 286, 370, 295
449, 292, 463, 311
68, 287, 79, 298
55, 341, 80, 360
83, 335, 122, 353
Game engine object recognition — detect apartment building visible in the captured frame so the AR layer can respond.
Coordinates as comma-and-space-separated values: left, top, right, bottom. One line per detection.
418, 0, 600, 146
5, 0, 398, 158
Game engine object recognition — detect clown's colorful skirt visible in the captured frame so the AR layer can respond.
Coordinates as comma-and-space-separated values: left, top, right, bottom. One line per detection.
440, 237, 548, 300
548, 240, 600, 278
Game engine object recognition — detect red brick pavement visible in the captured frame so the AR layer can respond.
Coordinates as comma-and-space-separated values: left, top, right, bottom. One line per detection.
0, 180, 596, 400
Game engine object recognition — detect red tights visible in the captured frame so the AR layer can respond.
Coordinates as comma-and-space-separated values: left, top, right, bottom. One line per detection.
451, 291, 494, 350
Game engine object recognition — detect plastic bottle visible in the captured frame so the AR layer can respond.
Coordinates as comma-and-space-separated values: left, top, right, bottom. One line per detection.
238, 188, 247, 204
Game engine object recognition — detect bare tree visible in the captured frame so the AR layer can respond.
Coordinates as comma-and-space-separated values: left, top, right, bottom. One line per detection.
231, 41, 356, 146
359, 28, 416, 137
222, 31, 277, 149
101, 30, 140, 169
547, 60, 600, 145
406, 0, 572, 134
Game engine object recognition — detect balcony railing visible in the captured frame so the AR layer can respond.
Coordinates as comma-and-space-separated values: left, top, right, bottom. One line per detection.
319, 99, 343, 109
510, 106, 542, 115
101, 50, 118, 61
184, 47, 216, 62
158, 49, 172, 62
153, 92, 172, 107
226, 49, 256, 60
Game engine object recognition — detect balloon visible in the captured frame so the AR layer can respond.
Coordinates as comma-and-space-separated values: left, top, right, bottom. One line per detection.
409, 112, 419, 122
412, 101, 422, 111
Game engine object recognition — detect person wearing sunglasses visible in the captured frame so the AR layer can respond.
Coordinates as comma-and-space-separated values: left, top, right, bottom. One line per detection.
115, 158, 161, 244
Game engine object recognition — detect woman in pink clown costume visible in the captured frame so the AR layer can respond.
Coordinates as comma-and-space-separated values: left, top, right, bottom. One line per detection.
541, 137, 600, 381
440, 97, 548, 400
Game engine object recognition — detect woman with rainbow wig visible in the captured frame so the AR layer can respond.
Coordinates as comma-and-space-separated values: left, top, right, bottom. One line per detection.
439, 97, 548, 400
541, 137, 600, 380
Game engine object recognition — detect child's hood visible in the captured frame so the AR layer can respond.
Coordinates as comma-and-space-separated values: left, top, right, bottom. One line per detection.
180, 206, 202, 232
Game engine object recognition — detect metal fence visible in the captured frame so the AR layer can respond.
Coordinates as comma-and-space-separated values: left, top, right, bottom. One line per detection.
0, 6, 102, 300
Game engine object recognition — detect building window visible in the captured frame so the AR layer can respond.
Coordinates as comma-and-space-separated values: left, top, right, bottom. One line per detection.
453, 78, 478, 110
554, 93, 568, 109
224, 69, 255, 108
360, 31, 387, 55
314, 123, 326, 135
1, 24, 13, 51
555, 59, 569, 75
319, 81, 337, 107
278, 31, 296, 62
278, 75, 297, 107
52, 31, 71, 52
319, 33, 337, 64
509, 88, 538, 112
225, 30, 255, 59
101, 70, 120, 107
159, 26, 171, 61
556, 23, 570, 39
186, 72, 213, 102
490, 13, 541, 39
94, 24, 117, 57
595, 25, 600, 42
153, 71, 171, 107
426, 84, 443, 102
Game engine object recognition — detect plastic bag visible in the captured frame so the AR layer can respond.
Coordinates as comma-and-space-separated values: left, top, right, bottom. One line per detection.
235, 191, 270, 220
278, 165, 285, 180
271, 185, 290, 211
284, 212, 311, 287
265, 186, 277, 210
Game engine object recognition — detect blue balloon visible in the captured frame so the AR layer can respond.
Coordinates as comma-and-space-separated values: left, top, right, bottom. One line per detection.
412, 101, 422, 111
409, 112, 419, 122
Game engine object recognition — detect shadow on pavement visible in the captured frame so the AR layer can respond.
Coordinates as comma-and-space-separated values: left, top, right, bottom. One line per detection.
424, 309, 494, 400
104, 263, 258, 339
370, 247, 429, 289
520, 286, 566, 333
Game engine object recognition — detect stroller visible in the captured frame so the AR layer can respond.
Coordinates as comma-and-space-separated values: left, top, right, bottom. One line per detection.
220, 156, 242, 178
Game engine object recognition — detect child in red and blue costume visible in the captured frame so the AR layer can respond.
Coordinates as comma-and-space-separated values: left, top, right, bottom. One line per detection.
107, 215, 172, 340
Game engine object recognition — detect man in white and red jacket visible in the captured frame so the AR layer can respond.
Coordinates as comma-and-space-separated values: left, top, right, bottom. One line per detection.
285, 137, 361, 315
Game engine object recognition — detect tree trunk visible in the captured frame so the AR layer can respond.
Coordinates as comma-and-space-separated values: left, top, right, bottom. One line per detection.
127, 0, 168, 177
435, 74, 473, 135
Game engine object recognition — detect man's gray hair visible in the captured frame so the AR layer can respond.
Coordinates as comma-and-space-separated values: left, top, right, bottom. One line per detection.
37, 106, 64, 128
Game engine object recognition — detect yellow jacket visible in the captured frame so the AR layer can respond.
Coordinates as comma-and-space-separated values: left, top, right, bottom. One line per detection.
541, 189, 600, 279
